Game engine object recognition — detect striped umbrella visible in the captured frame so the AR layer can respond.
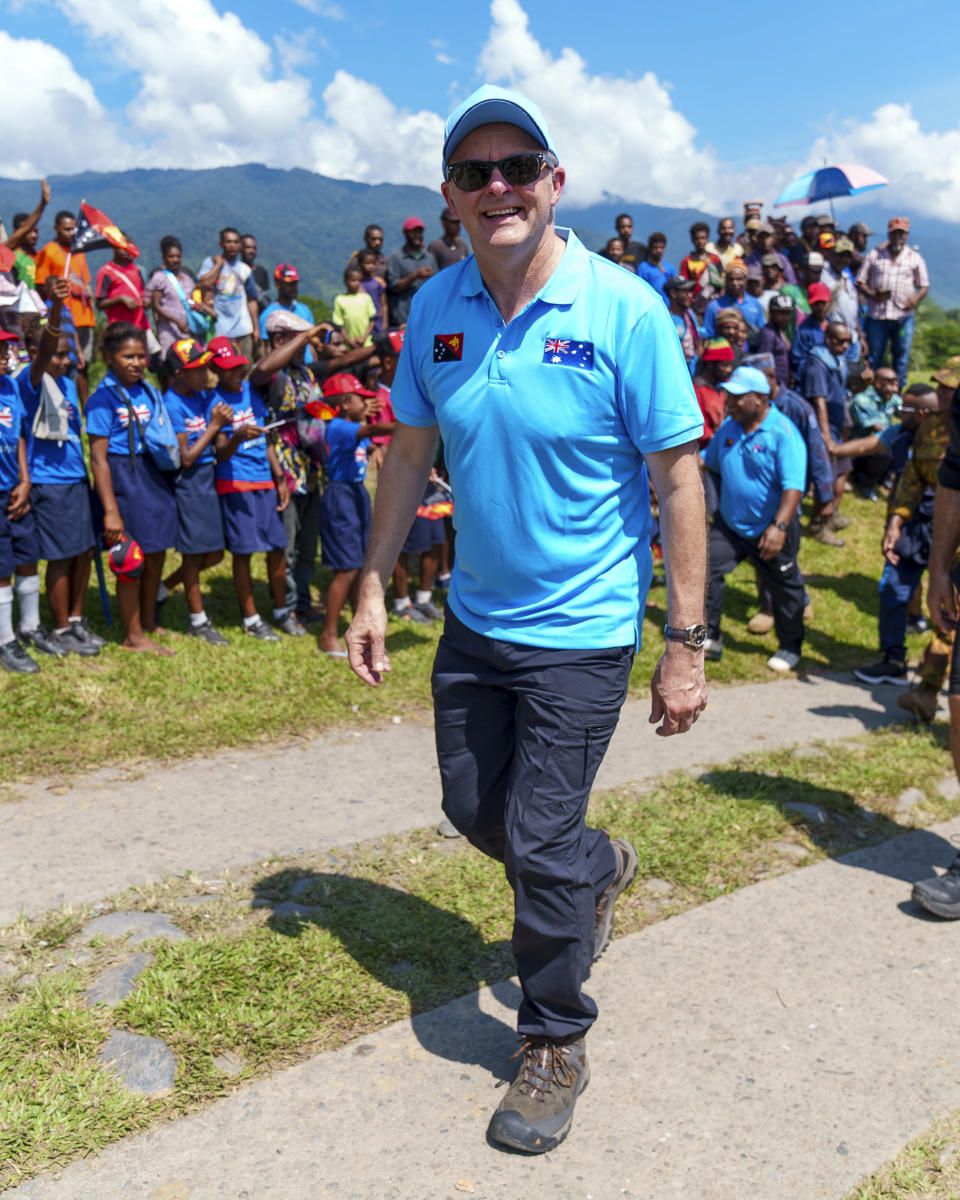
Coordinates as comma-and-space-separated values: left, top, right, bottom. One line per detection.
774, 163, 889, 210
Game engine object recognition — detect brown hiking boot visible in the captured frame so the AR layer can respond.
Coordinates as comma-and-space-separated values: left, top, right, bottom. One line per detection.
747, 611, 775, 634
808, 520, 845, 547
830, 513, 851, 530
897, 684, 940, 723
488, 1038, 589, 1153
594, 837, 639, 961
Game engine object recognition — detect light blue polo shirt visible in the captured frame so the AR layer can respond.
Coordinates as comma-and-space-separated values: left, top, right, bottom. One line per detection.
390, 229, 703, 648
702, 405, 807, 538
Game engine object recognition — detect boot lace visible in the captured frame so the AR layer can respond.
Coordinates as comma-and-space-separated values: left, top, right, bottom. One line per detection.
504, 1040, 575, 1100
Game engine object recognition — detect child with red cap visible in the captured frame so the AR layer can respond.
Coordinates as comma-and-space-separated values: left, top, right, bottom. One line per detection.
317, 371, 394, 657
207, 336, 305, 641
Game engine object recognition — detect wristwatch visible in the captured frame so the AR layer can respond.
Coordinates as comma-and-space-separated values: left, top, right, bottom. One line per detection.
772, 519, 787, 531
664, 622, 708, 648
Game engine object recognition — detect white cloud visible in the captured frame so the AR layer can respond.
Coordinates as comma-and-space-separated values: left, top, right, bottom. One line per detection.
0, 31, 128, 178
475, 0, 721, 209
805, 103, 960, 221
430, 38, 455, 66
288, 0, 344, 18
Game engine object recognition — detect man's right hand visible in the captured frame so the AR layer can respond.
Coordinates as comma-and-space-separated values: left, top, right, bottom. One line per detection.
882, 516, 903, 565
928, 565, 958, 634
345, 591, 391, 686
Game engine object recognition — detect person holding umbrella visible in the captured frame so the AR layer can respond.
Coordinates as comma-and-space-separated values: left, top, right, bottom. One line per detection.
856, 217, 929, 390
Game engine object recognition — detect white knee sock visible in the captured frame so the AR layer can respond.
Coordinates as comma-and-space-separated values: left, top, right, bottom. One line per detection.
0, 585, 14, 645
15, 574, 40, 633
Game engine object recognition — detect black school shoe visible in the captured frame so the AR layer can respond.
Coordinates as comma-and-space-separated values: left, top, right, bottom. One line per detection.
56, 624, 101, 657
0, 639, 39, 674
19, 626, 70, 658
912, 854, 960, 919
73, 617, 106, 648
488, 1037, 589, 1154
186, 619, 229, 646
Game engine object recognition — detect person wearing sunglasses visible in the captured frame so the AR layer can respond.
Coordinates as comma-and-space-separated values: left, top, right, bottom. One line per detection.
344, 84, 707, 1156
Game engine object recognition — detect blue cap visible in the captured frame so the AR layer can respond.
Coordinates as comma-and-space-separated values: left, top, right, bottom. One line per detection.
442, 85, 556, 179
720, 366, 771, 396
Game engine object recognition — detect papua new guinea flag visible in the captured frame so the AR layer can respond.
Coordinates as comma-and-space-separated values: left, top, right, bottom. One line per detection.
70, 202, 139, 258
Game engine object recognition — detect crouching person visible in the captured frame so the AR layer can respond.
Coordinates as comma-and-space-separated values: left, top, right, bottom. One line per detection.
703, 365, 808, 672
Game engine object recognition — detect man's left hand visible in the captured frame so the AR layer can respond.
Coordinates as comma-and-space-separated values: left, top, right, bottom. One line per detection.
649, 646, 708, 737
757, 524, 785, 559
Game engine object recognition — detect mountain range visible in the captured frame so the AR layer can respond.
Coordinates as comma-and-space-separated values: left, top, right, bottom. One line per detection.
1, 165, 956, 308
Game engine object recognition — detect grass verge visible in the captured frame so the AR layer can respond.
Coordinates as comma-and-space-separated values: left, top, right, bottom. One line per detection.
0, 494, 924, 785
846, 1110, 960, 1199
0, 722, 955, 1190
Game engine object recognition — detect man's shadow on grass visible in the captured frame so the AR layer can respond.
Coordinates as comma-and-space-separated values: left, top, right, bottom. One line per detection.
255, 867, 521, 1080
704, 760, 960, 920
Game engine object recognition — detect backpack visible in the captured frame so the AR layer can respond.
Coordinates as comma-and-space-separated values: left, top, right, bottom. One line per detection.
30, 373, 79, 443
114, 382, 181, 471
165, 270, 211, 340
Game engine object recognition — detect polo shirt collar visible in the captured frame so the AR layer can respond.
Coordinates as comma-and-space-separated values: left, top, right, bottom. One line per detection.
459, 227, 587, 305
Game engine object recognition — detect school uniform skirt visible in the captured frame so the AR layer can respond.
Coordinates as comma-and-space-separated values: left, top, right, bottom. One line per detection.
175, 462, 224, 555
219, 487, 286, 555
30, 480, 96, 561
319, 480, 371, 571
107, 453, 177, 554
0, 492, 38, 576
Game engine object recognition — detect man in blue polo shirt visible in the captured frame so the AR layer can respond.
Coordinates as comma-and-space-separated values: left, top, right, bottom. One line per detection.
703, 366, 808, 672
345, 85, 708, 1154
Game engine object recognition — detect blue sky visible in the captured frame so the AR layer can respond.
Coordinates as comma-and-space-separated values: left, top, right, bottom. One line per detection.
4, 0, 960, 219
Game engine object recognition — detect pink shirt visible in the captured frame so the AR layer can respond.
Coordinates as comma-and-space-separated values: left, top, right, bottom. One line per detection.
856, 243, 929, 321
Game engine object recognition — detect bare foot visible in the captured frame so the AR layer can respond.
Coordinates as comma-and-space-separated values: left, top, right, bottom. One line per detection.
317, 632, 346, 657
142, 624, 170, 636
122, 634, 176, 657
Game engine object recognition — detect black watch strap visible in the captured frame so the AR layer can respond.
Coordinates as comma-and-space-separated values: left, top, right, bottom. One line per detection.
664, 622, 707, 648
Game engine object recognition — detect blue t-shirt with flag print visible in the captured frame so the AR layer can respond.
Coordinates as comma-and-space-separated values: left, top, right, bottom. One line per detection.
85, 373, 156, 456
324, 417, 369, 483
165, 387, 215, 466
21, 373, 87, 484
211, 382, 273, 487
0, 375, 28, 492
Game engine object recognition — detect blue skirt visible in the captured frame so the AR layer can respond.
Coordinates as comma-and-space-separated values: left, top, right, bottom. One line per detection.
0, 492, 39, 575
319, 480, 370, 571
31, 481, 95, 561
175, 462, 224, 555
220, 488, 286, 554
108, 453, 177, 554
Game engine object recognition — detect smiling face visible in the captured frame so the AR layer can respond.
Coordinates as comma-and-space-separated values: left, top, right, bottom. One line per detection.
724, 387, 766, 427
718, 218, 735, 244
441, 123, 564, 262
107, 337, 147, 387
875, 367, 898, 403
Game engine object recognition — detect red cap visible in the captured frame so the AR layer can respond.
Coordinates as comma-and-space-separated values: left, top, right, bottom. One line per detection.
888, 217, 910, 232
0, 329, 19, 342
386, 328, 405, 354
207, 336, 249, 370
107, 533, 145, 581
273, 263, 299, 283
807, 282, 831, 304
402, 217, 424, 232
702, 337, 735, 362
322, 372, 377, 400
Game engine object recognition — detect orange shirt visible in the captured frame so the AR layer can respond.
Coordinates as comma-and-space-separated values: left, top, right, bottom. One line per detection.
34, 240, 95, 328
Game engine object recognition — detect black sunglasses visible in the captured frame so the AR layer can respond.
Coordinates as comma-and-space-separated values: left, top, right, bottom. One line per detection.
445, 152, 555, 192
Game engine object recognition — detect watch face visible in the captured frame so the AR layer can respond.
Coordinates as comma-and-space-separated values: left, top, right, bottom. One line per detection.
688, 624, 707, 648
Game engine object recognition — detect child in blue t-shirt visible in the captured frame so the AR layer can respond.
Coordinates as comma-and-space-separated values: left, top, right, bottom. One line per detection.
317, 371, 394, 658
86, 321, 178, 655
207, 336, 304, 641
158, 338, 233, 645
0, 331, 38, 674
19, 279, 102, 659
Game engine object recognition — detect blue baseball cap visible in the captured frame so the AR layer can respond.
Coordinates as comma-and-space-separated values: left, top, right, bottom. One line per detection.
720, 366, 771, 396
442, 85, 556, 179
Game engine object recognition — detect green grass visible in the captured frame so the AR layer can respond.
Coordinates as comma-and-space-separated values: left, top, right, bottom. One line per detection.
0, 724, 954, 1189
846, 1111, 960, 1199
0, 493, 918, 784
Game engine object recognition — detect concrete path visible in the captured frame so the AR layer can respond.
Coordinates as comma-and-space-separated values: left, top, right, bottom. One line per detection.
12, 816, 960, 1200
1, 671, 915, 924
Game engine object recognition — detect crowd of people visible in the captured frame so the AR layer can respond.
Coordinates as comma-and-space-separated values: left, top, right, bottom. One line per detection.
0, 177, 944, 695
0, 186, 467, 671
593, 205, 945, 701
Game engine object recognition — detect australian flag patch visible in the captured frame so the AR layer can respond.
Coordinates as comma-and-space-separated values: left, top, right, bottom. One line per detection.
433, 333, 463, 362
543, 337, 594, 369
